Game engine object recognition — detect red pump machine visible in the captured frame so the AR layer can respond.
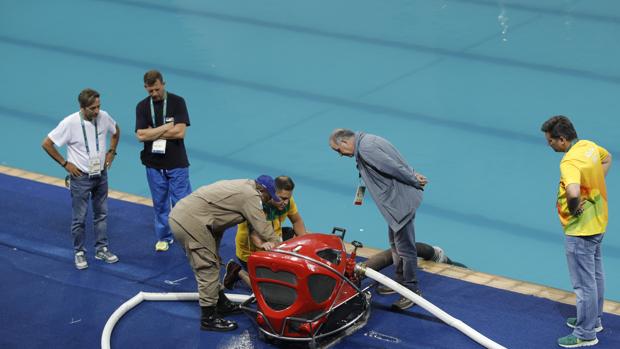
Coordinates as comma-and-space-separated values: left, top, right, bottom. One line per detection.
240, 229, 371, 348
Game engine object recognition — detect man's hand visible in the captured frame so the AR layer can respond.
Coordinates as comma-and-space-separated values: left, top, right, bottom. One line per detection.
260, 242, 275, 251
415, 173, 428, 187
64, 162, 83, 177
105, 152, 116, 170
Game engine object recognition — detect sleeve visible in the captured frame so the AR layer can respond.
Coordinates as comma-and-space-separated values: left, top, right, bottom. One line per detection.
360, 140, 421, 188
287, 196, 299, 217
135, 101, 149, 132
598, 145, 610, 162
173, 96, 190, 126
241, 196, 278, 243
560, 161, 581, 186
102, 112, 117, 134
47, 118, 71, 147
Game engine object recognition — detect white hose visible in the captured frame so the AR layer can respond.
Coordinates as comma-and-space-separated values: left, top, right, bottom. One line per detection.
362, 267, 507, 349
101, 292, 251, 349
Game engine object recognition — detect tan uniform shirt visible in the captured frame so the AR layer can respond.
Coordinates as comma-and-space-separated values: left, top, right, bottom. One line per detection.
170, 179, 278, 243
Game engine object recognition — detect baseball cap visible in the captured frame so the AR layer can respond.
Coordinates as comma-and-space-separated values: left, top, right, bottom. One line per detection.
255, 175, 281, 202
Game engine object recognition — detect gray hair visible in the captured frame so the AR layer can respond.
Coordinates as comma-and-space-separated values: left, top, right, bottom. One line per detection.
329, 128, 355, 145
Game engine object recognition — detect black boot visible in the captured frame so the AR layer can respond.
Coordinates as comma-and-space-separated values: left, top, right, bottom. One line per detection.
217, 290, 242, 315
200, 306, 238, 332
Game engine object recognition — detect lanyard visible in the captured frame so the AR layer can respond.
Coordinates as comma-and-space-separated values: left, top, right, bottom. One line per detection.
79, 112, 99, 156
149, 93, 167, 126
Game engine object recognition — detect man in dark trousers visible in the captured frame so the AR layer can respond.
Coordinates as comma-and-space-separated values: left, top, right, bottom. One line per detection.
329, 128, 427, 310
135, 70, 192, 252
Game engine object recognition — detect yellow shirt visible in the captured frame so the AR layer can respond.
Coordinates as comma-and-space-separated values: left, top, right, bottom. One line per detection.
556, 140, 609, 236
235, 196, 299, 262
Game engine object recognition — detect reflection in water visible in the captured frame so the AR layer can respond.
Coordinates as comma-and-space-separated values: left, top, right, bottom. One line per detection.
497, 6, 509, 42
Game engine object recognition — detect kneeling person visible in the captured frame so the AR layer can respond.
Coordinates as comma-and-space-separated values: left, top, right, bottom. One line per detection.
236, 176, 307, 268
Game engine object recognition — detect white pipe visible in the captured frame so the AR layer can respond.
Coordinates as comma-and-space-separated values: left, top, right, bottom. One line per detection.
361, 267, 507, 349
101, 292, 251, 349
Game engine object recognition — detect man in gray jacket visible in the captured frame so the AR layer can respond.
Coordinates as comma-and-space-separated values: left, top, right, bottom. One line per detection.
329, 129, 427, 310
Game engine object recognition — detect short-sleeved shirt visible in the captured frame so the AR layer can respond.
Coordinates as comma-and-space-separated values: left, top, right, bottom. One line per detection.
48, 111, 117, 173
135, 92, 190, 169
235, 196, 299, 262
556, 140, 609, 236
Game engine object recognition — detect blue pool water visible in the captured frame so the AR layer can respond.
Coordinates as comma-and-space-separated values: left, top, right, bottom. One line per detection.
1, 0, 618, 299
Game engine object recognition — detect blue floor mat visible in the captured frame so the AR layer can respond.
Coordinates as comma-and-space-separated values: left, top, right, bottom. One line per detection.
1, 173, 619, 348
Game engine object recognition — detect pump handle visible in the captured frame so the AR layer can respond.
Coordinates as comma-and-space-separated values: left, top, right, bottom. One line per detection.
331, 227, 346, 240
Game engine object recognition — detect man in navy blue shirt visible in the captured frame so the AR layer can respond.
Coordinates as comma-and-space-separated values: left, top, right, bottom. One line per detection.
135, 70, 192, 252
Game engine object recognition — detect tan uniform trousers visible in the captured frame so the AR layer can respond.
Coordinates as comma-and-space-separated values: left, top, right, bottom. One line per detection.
169, 216, 222, 307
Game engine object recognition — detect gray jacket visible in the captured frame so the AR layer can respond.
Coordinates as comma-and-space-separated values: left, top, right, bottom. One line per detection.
354, 132, 424, 232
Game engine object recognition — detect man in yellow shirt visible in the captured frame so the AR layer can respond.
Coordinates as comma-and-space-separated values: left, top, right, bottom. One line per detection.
234, 176, 307, 269
541, 115, 612, 348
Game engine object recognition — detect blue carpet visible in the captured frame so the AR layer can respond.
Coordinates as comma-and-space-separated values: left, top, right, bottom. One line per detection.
0, 172, 618, 348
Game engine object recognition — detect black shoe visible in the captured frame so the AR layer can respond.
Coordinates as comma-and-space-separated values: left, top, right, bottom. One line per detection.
376, 284, 397, 295
223, 260, 242, 290
217, 290, 242, 315
200, 306, 238, 332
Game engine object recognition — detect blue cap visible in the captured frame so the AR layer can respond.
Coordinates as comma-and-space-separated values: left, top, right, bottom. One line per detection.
255, 175, 281, 202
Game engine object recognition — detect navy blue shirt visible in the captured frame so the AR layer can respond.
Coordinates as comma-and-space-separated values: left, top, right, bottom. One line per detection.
135, 92, 190, 169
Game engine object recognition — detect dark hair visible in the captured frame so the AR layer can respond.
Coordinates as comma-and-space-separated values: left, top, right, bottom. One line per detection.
275, 176, 295, 191
144, 70, 164, 86
77, 88, 100, 108
541, 115, 578, 141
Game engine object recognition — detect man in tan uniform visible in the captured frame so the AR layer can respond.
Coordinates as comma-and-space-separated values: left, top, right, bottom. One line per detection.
169, 175, 281, 331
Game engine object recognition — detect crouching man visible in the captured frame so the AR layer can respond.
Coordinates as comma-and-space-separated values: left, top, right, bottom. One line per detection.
169, 175, 281, 331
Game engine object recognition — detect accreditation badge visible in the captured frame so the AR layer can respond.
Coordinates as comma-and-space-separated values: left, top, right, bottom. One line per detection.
88, 156, 102, 178
353, 185, 366, 205
152, 139, 167, 154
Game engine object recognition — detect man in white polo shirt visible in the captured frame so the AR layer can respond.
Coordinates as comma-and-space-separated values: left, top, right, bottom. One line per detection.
42, 88, 121, 270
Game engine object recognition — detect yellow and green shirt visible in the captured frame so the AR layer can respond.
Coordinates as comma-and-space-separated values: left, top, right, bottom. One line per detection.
557, 140, 609, 236
235, 196, 299, 262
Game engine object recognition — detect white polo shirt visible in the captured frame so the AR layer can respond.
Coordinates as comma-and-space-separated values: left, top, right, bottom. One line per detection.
48, 111, 117, 173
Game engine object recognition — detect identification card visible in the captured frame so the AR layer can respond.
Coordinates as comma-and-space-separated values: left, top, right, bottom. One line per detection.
152, 139, 167, 154
353, 185, 366, 205
88, 156, 102, 177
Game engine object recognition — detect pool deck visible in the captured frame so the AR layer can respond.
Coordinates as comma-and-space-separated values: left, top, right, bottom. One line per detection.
2, 164, 618, 316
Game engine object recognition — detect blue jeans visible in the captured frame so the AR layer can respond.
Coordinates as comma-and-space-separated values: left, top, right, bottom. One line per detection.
146, 167, 192, 242
388, 217, 419, 292
70, 171, 109, 253
565, 234, 605, 340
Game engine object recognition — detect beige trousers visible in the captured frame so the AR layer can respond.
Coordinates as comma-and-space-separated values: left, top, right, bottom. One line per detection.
169, 217, 222, 307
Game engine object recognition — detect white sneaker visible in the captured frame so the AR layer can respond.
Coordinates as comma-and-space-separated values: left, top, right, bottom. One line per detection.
432, 246, 447, 263
74, 251, 88, 270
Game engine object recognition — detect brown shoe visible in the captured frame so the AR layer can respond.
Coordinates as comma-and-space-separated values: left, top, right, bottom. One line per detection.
223, 260, 242, 290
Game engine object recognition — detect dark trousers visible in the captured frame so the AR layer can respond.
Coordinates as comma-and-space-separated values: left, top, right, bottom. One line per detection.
388, 217, 419, 292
